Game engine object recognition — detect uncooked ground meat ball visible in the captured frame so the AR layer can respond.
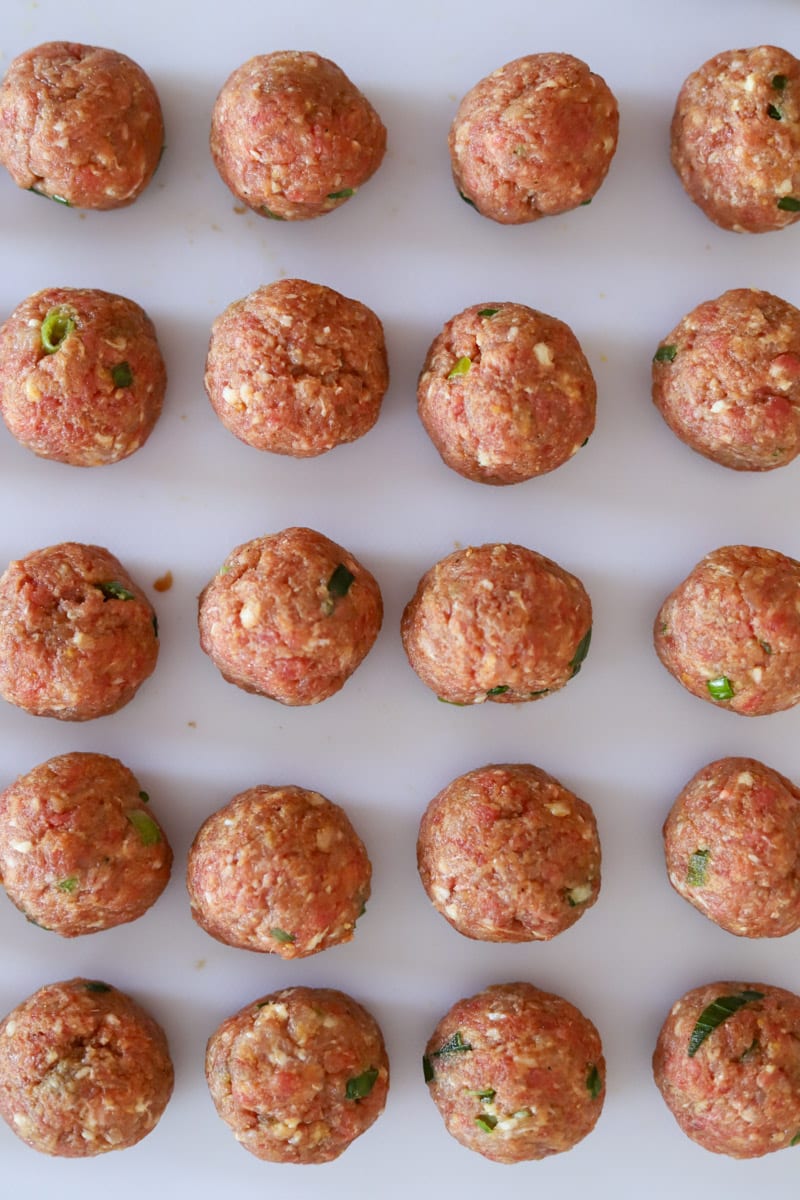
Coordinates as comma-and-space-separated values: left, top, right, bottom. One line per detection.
424, 982, 605, 1163
198, 527, 382, 706
417, 302, 595, 484
417, 763, 600, 941
450, 52, 619, 224
210, 51, 386, 220
205, 986, 389, 1163
652, 289, 800, 470
671, 46, 800, 233
0, 752, 171, 936
401, 542, 591, 704
653, 980, 800, 1157
654, 544, 800, 716
0, 41, 164, 210
0, 287, 166, 466
204, 279, 388, 457
0, 542, 158, 721
187, 784, 371, 957
663, 756, 800, 938
0, 978, 173, 1156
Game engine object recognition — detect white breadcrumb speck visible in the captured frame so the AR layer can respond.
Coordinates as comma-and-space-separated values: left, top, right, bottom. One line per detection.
533, 342, 554, 366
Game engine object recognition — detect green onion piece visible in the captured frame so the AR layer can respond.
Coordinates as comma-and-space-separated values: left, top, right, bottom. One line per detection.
566, 883, 593, 907
707, 675, 734, 701
345, 1067, 379, 1100
357, 896, 367, 918
41, 306, 76, 354
477, 308, 499, 318
328, 563, 355, 599
448, 356, 472, 379
529, 688, 550, 698
773, 74, 788, 90
777, 196, 800, 212
95, 580, 136, 601
152, 614, 159, 639
111, 361, 133, 388
579, 198, 592, 206
261, 206, 286, 220
437, 696, 469, 706
138, 790, 150, 804
586, 1065, 602, 1098
687, 990, 765, 1057
739, 1038, 759, 1062
654, 344, 677, 363
24, 913, 48, 929
85, 981, 111, 993
569, 627, 592, 677
768, 104, 783, 120
459, 191, 477, 209
126, 810, 162, 846
687, 849, 710, 887
432, 1031, 473, 1057
511, 1109, 531, 1119
759, 640, 772, 654
791, 1131, 800, 1146
474, 1115, 498, 1134
218, 564, 231, 575
269, 927, 295, 944
467, 1088, 496, 1102
328, 188, 355, 200
29, 185, 71, 205
580, 437, 590, 447
486, 685, 509, 696
423, 1055, 434, 1083
55, 876, 78, 893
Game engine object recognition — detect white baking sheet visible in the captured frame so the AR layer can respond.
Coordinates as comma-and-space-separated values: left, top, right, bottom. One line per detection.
2, 0, 800, 1194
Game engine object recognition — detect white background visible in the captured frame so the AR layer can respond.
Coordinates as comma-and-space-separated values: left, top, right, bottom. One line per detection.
2, 0, 800, 1195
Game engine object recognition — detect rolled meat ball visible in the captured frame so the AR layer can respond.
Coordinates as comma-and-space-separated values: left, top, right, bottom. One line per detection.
450, 52, 619, 224
417, 302, 595, 484
0, 287, 166, 466
671, 45, 800, 233
0, 978, 173, 1156
0, 41, 164, 210
187, 784, 371, 956
210, 51, 386, 220
652, 288, 800, 470
0, 752, 171, 937
205, 279, 388, 456
424, 981, 605, 1162
205, 986, 389, 1163
654, 544, 800, 716
653, 980, 800, 1156
418, 763, 600, 940
0, 542, 158, 721
401, 542, 591, 704
198, 527, 382, 706
663, 756, 800, 938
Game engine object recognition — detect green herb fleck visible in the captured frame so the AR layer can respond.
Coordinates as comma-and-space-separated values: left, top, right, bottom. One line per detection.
126, 809, 162, 846
511, 1108, 531, 1119
41, 306, 76, 354
95, 580, 136, 601
566, 883, 593, 907
269, 927, 295, 944
586, 1065, 602, 1098
791, 1131, 800, 1146
467, 1087, 496, 1102
777, 196, 800, 212
687, 849, 710, 887
773, 74, 788, 91
328, 187, 355, 200
477, 308, 500, 318
707, 675, 734, 701
437, 696, 469, 706
432, 1031, 473, 1058
569, 627, 592, 677
111, 361, 133, 388
345, 1067, 379, 1100
768, 104, 783, 120
55, 876, 78, 893
474, 1115, 498, 1134
760, 640, 772, 654
579, 198, 592, 206
580, 437, 590, 447
218, 564, 231, 575
138, 790, 150, 804
529, 688, 550, 698
29, 185, 71, 205
688, 990, 765, 1057
654, 344, 677, 364
24, 913, 48, 929
459, 191, 477, 209
85, 981, 111, 993
152, 613, 159, 639
328, 563, 354, 598
486, 685, 509, 696
261, 206, 286, 220
739, 1038, 760, 1063
448, 356, 472, 379
423, 1055, 434, 1083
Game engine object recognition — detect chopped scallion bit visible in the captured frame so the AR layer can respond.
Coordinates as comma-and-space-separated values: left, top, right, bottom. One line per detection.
566, 883, 593, 907
579, 198, 592, 206
759, 640, 772, 654
486, 685, 509, 696
437, 696, 469, 706
459, 191, 477, 209
511, 1108, 531, 1119
423, 1055, 434, 1083
477, 308, 499, 318
95, 580, 136, 601
152, 614, 159, 639
138, 790, 150, 804
261, 206, 286, 219
55, 876, 78, 893
569, 627, 592, 677
687, 990, 765, 1057
29, 185, 71, 205
85, 981, 111, 993
474, 1115, 498, 1134
580, 437, 590, 447
738, 1038, 759, 1062
111, 361, 133, 388
654, 344, 677, 363
777, 196, 800, 212
41, 306, 76, 354
432, 1031, 473, 1057
687, 849, 710, 887
586, 1065, 602, 1098
707, 675, 734, 701
126, 810, 162, 846
328, 188, 355, 200
529, 688, 550, 698
345, 1067, 379, 1100
791, 1131, 800, 1146
269, 927, 295, 944
448, 356, 472, 379
773, 74, 788, 90
328, 563, 355, 598
467, 1087, 496, 1102
768, 104, 783, 120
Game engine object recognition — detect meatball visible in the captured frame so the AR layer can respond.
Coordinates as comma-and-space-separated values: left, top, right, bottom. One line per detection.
0, 542, 158, 721
0, 41, 164, 210
210, 51, 386, 220
652, 289, 800, 471
417, 303, 595, 484
401, 542, 591, 704
0, 287, 166, 466
671, 46, 800, 233
417, 763, 600, 941
204, 279, 388, 457
449, 53, 619, 224
0, 752, 171, 937
653, 980, 800, 1156
424, 982, 605, 1162
663, 756, 800, 938
654, 544, 800, 716
187, 784, 370, 957
205, 986, 389, 1163
198, 527, 382, 706
0, 978, 173, 1156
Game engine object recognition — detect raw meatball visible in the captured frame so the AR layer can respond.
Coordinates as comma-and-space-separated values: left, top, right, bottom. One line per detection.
401, 542, 591, 704
0, 41, 164, 210
204, 279, 388, 457
417, 303, 595, 484
0, 287, 166, 466
653, 980, 800, 1156
424, 981, 605, 1163
0, 752, 171, 937
671, 46, 800, 233
205, 986, 389, 1163
198, 527, 382, 706
663, 756, 800, 938
0, 978, 173, 1156
0, 542, 158, 720
654, 544, 800, 716
450, 53, 619, 224
652, 289, 800, 470
210, 51, 386, 221
187, 784, 370, 957
417, 763, 600, 941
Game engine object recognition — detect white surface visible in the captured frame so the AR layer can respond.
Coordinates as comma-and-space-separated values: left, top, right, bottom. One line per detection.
1, 0, 800, 1194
